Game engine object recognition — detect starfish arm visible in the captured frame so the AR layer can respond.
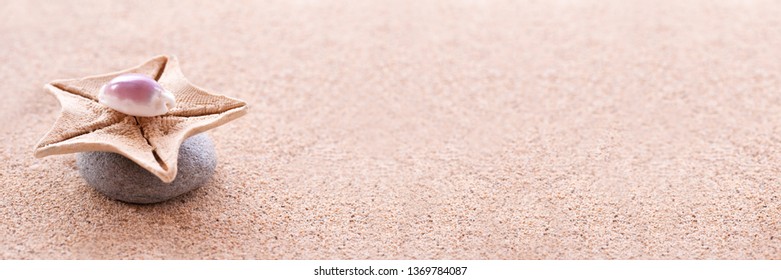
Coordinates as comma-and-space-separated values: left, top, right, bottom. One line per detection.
34, 114, 164, 180
34, 84, 129, 157
157, 56, 248, 117
137, 100, 247, 183
48, 55, 169, 101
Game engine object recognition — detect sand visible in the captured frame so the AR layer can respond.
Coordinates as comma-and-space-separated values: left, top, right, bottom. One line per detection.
1, 0, 780, 259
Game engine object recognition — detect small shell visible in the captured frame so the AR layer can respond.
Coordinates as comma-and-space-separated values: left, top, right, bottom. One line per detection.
98, 74, 176, 117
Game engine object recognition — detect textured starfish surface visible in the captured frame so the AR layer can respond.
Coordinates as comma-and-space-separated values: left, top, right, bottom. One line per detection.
34, 55, 247, 183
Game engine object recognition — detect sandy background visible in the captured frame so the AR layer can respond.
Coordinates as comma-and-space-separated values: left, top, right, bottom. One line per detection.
2, 0, 781, 259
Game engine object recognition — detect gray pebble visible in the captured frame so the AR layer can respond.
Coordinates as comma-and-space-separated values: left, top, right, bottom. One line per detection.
77, 134, 217, 204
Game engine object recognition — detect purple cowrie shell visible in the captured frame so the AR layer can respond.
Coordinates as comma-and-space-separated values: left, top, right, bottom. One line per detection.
98, 74, 176, 117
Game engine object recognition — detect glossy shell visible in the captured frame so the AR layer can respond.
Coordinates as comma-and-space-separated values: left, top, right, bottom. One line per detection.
98, 74, 176, 117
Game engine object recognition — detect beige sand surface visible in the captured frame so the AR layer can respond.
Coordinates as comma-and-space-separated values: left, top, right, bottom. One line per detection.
1, 0, 780, 259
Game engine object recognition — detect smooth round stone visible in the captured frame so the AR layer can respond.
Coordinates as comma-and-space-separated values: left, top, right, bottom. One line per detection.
77, 134, 217, 204
98, 73, 176, 117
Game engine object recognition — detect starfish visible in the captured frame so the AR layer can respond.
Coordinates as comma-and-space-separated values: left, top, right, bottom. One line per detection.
34, 55, 247, 183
